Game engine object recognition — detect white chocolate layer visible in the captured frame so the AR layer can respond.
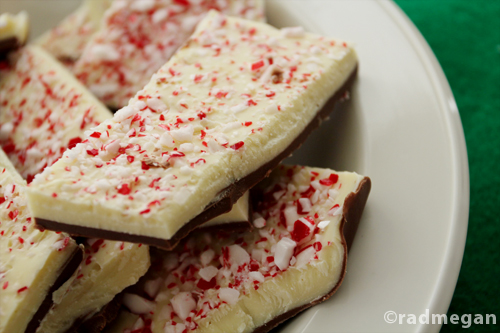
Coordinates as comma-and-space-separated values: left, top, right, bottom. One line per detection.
105, 166, 366, 333
27, 11, 358, 244
0, 45, 112, 181
35, 0, 113, 65
0, 150, 78, 333
37, 240, 150, 333
203, 191, 249, 227
73, 0, 265, 109
0, 12, 28, 48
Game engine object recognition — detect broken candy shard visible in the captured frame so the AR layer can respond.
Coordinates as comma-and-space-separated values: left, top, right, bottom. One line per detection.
72, 0, 265, 109
0, 45, 112, 182
0, 149, 81, 333
0, 12, 29, 55
105, 165, 371, 333
28, 11, 358, 250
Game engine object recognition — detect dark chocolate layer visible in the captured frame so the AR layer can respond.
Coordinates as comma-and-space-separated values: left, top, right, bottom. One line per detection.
36, 65, 358, 250
0, 37, 19, 57
65, 295, 123, 333
254, 177, 371, 333
25, 245, 84, 333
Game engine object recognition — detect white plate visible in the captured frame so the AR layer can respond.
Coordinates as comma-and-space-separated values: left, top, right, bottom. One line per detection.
1, 0, 470, 332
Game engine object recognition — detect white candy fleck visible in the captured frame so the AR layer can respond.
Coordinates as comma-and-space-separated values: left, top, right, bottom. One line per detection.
198, 266, 218, 282
281, 26, 305, 38
171, 292, 196, 320
274, 238, 296, 271
218, 288, 240, 305
123, 293, 155, 315
317, 220, 330, 230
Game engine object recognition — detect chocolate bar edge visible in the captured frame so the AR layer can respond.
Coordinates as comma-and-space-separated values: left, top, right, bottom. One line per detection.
25, 245, 84, 333
64, 295, 123, 333
253, 176, 371, 333
0, 37, 20, 57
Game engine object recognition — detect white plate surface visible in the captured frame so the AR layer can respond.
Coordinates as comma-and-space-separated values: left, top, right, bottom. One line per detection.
1, 0, 470, 332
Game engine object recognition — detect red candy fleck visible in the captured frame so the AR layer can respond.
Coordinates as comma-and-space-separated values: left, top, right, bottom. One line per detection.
141, 161, 150, 170
300, 185, 315, 198
127, 156, 135, 163
230, 141, 244, 150
291, 220, 311, 242
58, 237, 70, 251
197, 277, 216, 290
17, 286, 28, 293
319, 173, 339, 186
215, 91, 228, 99
90, 132, 101, 138
67, 137, 82, 149
2, 282, 8, 290
251, 60, 265, 71
117, 184, 131, 195
86, 149, 98, 156
91, 239, 105, 253
8, 210, 18, 220
266, 91, 275, 98
313, 242, 323, 251
140, 208, 151, 215
249, 260, 260, 271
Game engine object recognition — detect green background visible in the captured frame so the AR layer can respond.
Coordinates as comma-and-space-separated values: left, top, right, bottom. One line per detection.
394, 1, 500, 332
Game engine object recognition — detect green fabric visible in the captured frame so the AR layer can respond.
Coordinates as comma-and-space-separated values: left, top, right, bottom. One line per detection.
394, 1, 500, 332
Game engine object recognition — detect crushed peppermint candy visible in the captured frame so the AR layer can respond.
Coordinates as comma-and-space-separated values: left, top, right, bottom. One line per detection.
73, 0, 265, 109
117, 165, 348, 332
0, 46, 111, 182
29, 11, 357, 246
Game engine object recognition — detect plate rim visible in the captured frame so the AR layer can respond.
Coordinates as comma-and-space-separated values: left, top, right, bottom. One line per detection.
378, 1, 470, 331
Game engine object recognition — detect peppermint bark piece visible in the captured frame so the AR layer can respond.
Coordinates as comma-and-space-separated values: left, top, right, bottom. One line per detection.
73, 0, 265, 109
28, 11, 358, 249
0, 45, 112, 182
0, 150, 81, 333
105, 165, 371, 333
0, 12, 29, 55
35, 0, 113, 67
36, 240, 150, 333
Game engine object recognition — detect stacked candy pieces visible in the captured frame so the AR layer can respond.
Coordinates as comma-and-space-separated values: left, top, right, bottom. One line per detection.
106, 166, 370, 333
